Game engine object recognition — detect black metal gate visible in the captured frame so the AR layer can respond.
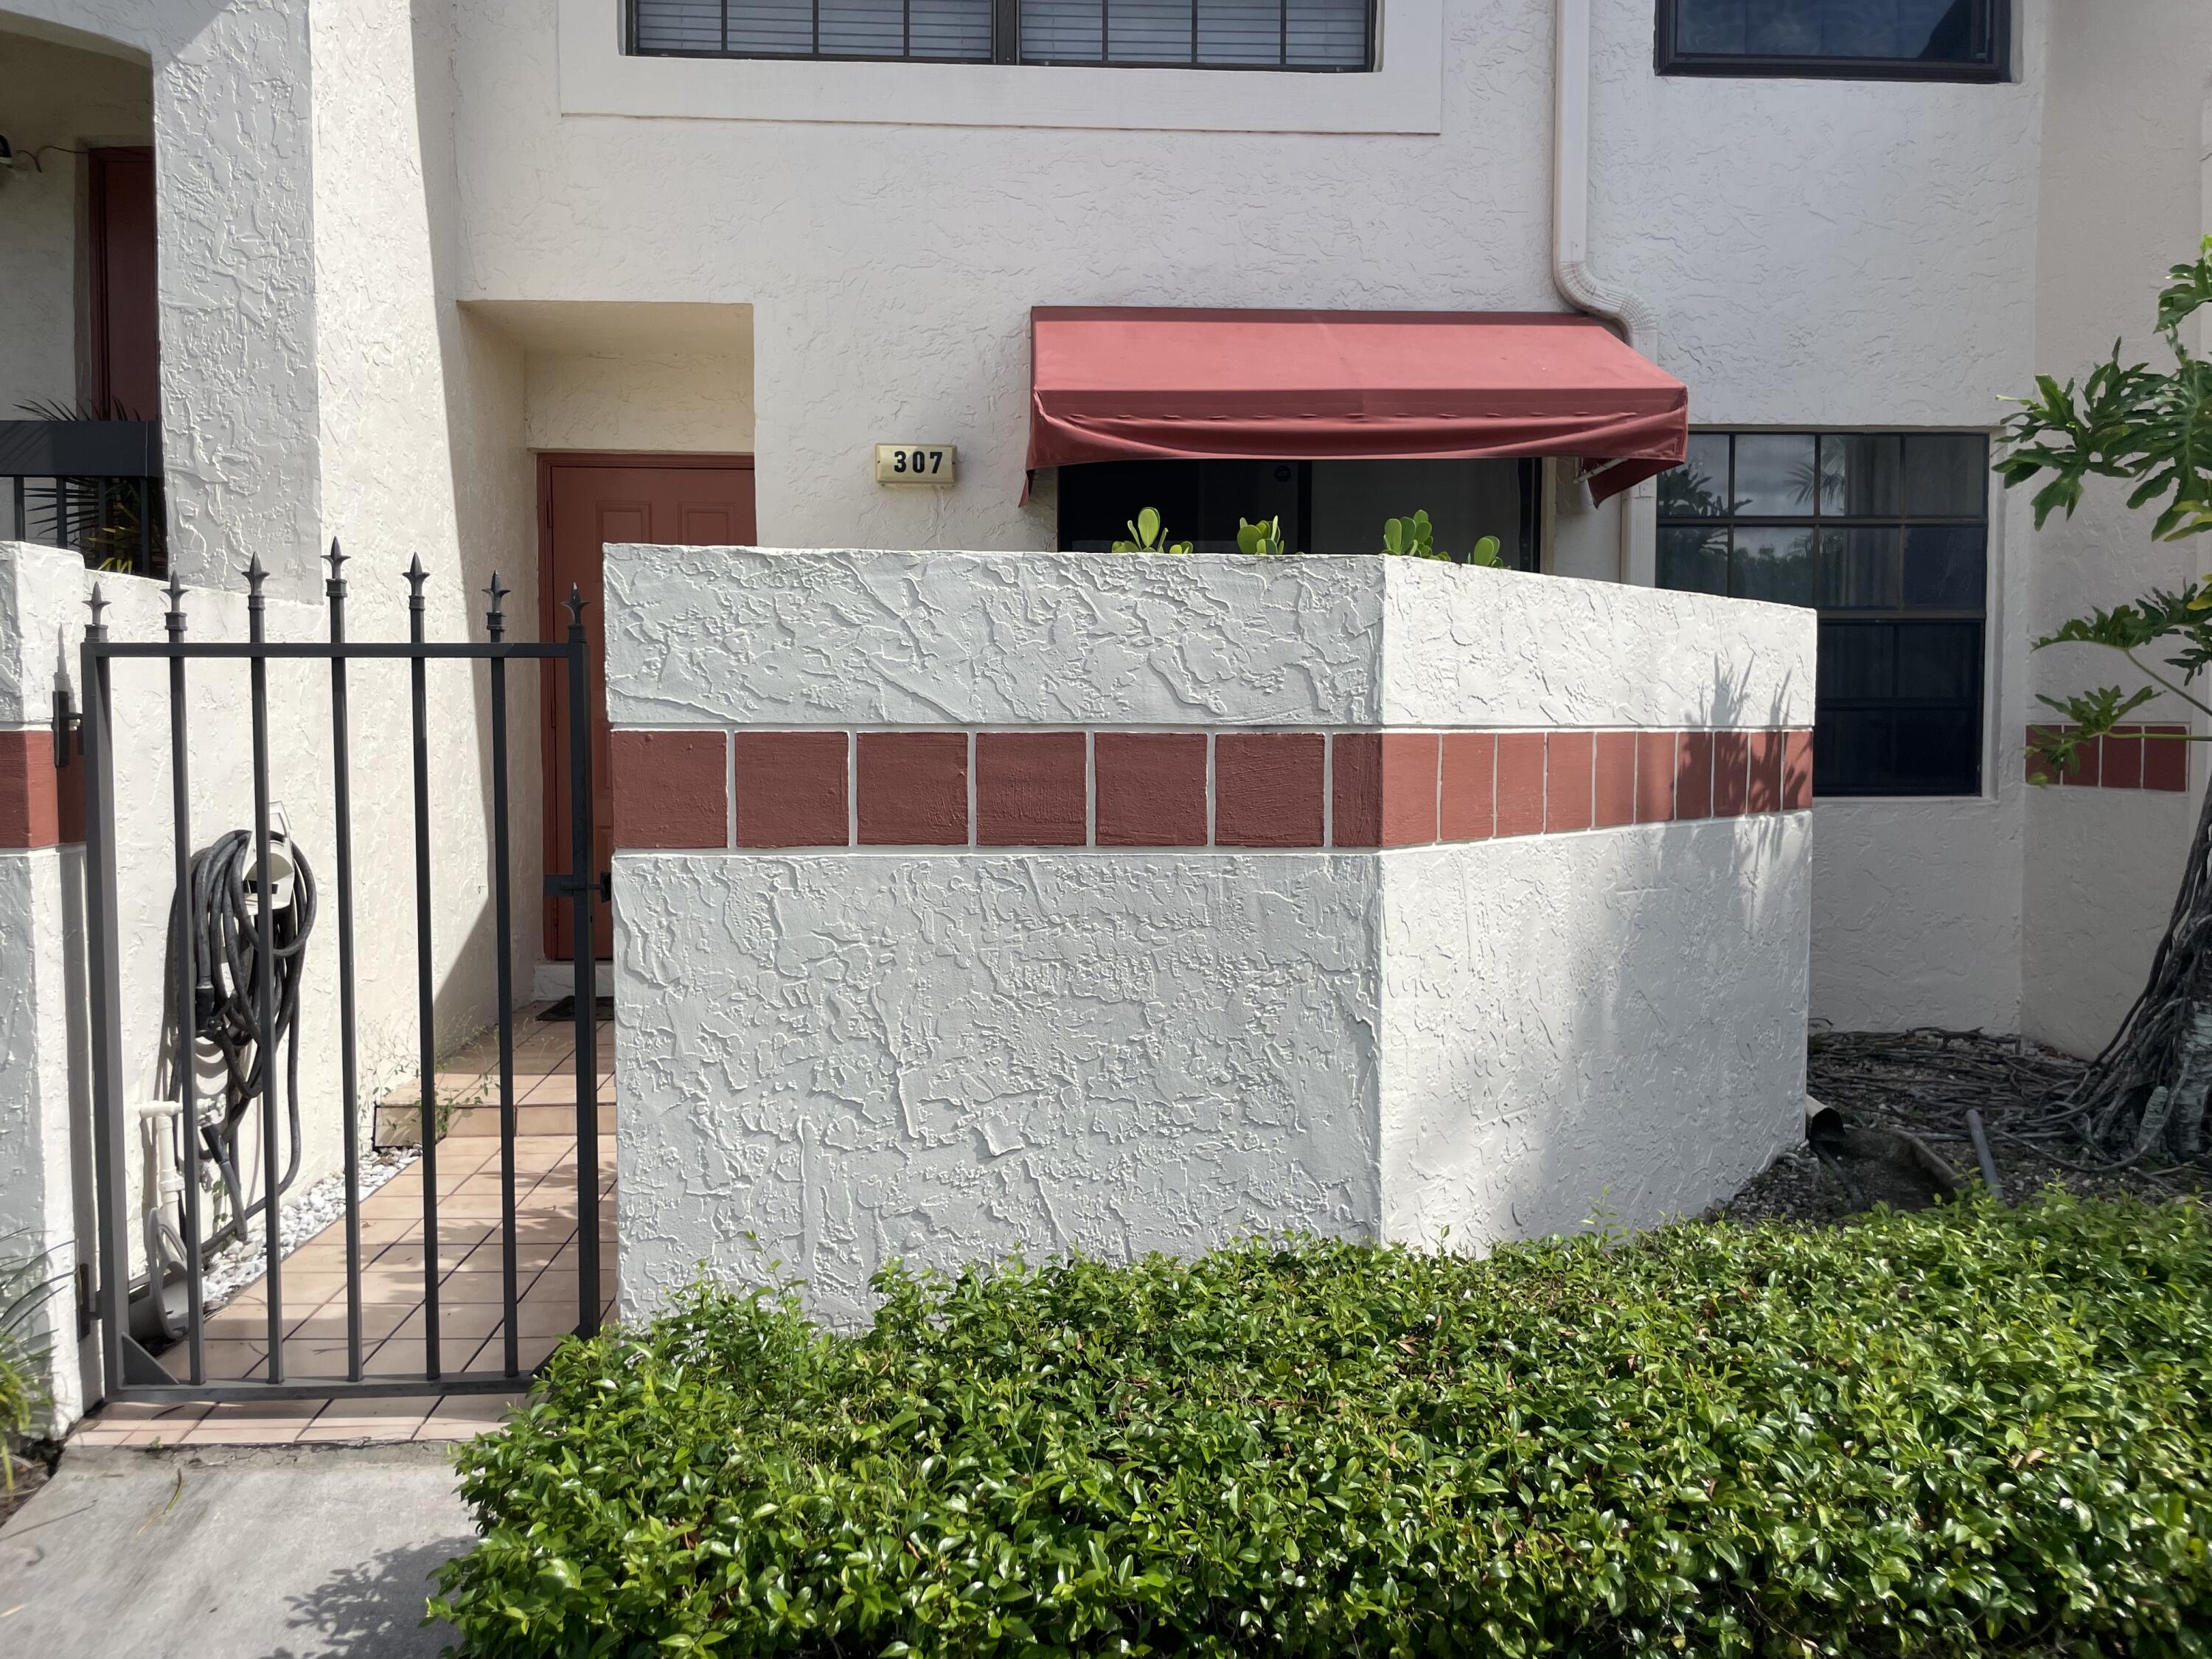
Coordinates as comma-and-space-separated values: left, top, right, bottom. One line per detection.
81, 543, 603, 1403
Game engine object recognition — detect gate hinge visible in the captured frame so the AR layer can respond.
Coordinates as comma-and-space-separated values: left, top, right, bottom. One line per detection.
543, 870, 612, 903
52, 685, 80, 770
75, 1260, 94, 1339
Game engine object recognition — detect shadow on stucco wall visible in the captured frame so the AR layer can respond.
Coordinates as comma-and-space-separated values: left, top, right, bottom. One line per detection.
1384, 654, 1811, 1257
1513, 655, 1809, 1242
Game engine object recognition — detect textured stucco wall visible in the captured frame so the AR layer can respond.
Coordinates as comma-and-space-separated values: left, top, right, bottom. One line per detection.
2018, 0, 2212, 1055
607, 545, 1385, 728
608, 549, 1815, 1318
0, 846, 92, 1425
1380, 815, 1810, 1246
605, 544, 1815, 731
1378, 557, 1812, 730
24, 0, 329, 589
615, 852, 1383, 1321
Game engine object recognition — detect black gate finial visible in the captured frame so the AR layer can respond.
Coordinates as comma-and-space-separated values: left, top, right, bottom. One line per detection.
324, 538, 348, 594
563, 582, 587, 631
164, 569, 188, 641
243, 554, 268, 644
484, 571, 509, 641
86, 582, 109, 641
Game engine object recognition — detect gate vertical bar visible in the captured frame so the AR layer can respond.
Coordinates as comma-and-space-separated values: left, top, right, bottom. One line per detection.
81, 587, 129, 1396
407, 557, 442, 1381
327, 542, 365, 1380
563, 587, 601, 1340
164, 574, 205, 1385
245, 557, 285, 1380
486, 576, 519, 1376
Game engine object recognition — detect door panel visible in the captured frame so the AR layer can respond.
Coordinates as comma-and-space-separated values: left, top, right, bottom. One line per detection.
88, 147, 159, 417
543, 457, 755, 959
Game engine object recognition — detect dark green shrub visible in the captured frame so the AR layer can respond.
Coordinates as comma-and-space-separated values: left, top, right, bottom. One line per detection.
434, 1195, 2212, 1657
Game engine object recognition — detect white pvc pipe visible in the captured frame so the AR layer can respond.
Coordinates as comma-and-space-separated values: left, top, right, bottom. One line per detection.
1553, 0, 1661, 585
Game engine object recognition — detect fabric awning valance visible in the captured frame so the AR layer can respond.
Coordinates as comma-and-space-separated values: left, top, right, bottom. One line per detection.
1026, 307, 1687, 504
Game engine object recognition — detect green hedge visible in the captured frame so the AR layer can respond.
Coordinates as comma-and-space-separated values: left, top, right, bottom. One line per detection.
434, 1195, 2212, 1657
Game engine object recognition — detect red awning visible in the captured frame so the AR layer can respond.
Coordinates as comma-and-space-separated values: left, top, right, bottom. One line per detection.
1026, 307, 1686, 504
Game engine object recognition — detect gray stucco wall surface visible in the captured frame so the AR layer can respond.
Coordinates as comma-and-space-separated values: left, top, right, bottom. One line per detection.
616, 852, 1382, 1321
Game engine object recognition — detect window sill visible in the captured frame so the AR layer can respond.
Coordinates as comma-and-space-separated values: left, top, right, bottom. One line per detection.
1655, 55, 2005, 84
1811, 793, 1993, 806
562, 0, 1441, 133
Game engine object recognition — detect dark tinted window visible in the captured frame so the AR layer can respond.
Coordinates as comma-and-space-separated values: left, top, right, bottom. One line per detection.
1657, 431, 1989, 798
1658, 0, 2005, 81
631, 0, 1371, 66
1055, 457, 1542, 568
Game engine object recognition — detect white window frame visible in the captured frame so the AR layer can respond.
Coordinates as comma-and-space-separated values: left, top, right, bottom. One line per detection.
559, 0, 1443, 133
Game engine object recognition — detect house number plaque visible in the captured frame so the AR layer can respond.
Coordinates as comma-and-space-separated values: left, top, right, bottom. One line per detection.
874, 443, 957, 487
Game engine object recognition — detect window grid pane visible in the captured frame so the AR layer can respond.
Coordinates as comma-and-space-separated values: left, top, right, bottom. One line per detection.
631, 0, 1371, 66
1656, 429, 1989, 799
1660, 0, 2003, 78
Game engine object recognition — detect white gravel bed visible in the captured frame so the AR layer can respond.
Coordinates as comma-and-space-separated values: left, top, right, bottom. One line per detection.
196, 1144, 421, 1313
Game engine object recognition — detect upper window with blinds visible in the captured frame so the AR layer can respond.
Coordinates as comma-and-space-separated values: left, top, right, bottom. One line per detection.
629, 0, 1375, 69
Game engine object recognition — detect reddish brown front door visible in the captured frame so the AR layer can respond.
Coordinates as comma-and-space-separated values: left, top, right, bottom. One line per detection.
541, 453, 756, 959
88, 147, 159, 418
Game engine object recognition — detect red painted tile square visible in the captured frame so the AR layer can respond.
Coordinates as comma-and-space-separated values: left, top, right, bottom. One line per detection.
1783, 729, 1815, 810
1593, 731, 1636, 829
2144, 726, 2189, 792
1713, 732, 1751, 818
1634, 731, 1676, 823
733, 731, 849, 847
1331, 733, 1383, 846
1216, 733, 1324, 847
0, 730, 66, 849
1096, 733, 1207, 846
1332, 732, 1439, 848
1674, 733, 1714, 821
2101, 726, 2143, 790
2061, 727, 2101, 787
977, 731, 1087, 846
1439, 733, 1495, 841
1495, 733, 1546, 838
1545, 731, 1594, 832
1747, 731, 1784, 813
611, 730, 727, 850
858, 731, 968, 845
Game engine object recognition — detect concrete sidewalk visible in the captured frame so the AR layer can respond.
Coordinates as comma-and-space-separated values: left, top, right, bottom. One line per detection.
0, 1444, 477, 1658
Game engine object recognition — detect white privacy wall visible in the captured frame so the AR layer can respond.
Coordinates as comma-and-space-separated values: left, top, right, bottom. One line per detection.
606, 548, 1814, 1321
617, 853, 1385, 1311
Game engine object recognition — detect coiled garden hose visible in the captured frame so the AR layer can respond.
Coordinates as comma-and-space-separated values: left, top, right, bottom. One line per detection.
149, 829, 317, 1332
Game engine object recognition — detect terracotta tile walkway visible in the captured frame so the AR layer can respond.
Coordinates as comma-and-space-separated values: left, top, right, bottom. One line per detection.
72, 1010, 615, 1447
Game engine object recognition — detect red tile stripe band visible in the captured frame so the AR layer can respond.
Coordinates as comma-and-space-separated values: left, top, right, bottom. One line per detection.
2026, 725, 2189, 793
0, 728, 83, 849
611, 727, 1815, 852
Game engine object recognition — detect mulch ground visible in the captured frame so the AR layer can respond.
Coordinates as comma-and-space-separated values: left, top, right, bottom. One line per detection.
0, 1442, 60, 1531
1719, 1028, 2212, 1225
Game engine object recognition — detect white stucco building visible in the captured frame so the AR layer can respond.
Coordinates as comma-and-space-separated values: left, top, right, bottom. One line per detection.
5, 0, 2204, 1046
3, 0, 2210, 1399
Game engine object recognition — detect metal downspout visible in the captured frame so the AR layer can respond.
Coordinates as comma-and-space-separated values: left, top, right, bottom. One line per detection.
1554, 0, 1661, 584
